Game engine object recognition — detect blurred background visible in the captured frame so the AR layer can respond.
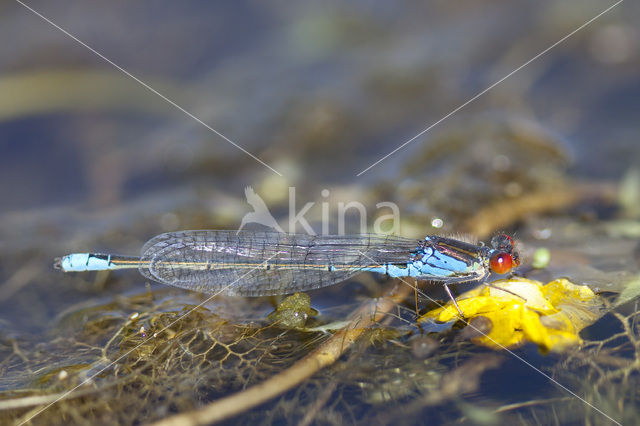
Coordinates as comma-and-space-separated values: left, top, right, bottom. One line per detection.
1, 0, 639, 424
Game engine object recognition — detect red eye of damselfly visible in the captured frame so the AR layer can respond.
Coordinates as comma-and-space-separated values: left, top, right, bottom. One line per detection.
489, 252, 514, 274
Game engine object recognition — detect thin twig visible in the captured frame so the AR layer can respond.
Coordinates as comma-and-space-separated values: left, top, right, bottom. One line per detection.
298, 381, 338, 426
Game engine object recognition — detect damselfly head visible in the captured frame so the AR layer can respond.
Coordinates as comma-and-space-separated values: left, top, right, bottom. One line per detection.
491, 234, 515, 251
488, 234, 520, 274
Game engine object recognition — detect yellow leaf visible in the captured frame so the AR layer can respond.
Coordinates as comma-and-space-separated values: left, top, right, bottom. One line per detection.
420, 277, 603, 353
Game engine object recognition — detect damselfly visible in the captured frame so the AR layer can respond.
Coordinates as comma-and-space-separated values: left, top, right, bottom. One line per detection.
55, 231, 520, 316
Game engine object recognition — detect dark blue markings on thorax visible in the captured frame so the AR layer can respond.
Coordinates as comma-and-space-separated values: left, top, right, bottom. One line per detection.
417, 246, 470, 275
365, 259, 456, 278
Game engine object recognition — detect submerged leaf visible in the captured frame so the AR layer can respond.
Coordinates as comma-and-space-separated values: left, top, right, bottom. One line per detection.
421, 277, 604, 353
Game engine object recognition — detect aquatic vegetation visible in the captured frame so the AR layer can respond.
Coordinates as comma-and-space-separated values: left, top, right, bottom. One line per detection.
1, 2, 639, 425
267, 292, 318, 329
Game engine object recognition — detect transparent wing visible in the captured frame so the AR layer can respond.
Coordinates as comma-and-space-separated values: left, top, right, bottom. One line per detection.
139, 230, 418, 296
